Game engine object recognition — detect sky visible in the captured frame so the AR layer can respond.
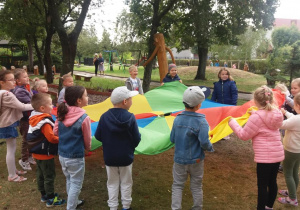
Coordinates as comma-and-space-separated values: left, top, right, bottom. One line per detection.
84, 0, 300, 40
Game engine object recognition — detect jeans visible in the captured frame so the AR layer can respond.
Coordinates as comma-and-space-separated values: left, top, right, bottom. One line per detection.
283, 150, 300, 200
106, 164, 133, 210
59, 156, 85, 210
256, 162, 280, 210
172, 161, 204, 210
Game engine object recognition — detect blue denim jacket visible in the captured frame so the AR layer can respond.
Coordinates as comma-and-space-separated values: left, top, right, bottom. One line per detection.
170, 111, 214, 164
58, 114, 87, 158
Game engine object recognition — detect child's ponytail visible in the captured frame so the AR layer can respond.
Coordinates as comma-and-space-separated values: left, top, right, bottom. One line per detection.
57, 86, 86, 121
253, 85, 277, 111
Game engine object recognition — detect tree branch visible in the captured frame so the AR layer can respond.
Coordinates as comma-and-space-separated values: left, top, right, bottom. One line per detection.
158, 0, 178, 21
146, 0, 154, 5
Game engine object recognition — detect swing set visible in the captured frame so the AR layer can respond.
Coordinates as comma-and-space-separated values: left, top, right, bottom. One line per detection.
102, 50, 123, 71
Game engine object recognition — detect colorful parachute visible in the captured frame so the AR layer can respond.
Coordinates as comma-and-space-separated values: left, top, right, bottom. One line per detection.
61, 81, 285, 155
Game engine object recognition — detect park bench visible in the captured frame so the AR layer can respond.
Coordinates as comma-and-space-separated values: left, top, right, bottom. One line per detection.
73, 73, 93, 82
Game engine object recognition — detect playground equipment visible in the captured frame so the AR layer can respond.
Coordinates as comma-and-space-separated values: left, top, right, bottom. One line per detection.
143, 33, 175, 83
103, 50, 122, 71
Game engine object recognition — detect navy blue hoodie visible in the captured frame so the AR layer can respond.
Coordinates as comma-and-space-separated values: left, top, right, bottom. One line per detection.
95, 108, 141, 166
211, 79, 238, 105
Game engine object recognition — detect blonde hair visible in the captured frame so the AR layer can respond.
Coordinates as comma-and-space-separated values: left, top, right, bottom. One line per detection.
291, 78, 300, 88
294, 92, 300, 107
14, 68, 26, 80
60, 72, 72, 82
31, 93, 51, 111
218, 68, 234, 81
274, 83, 288, 92
129, 65, 137, 72
253, 85, 277, 111
33, 79, 47, 91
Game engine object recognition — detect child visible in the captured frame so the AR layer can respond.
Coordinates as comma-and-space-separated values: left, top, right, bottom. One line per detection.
12, 69, 35, 171
277, 92, 300, 206
32, 79, 49, 94
0, 70, 33, 182
170, 86, 214, 210
282, 78, 300, 115
27, 93, 65, 207
211, 68, 238, 105
98, 53, 104, 75
95, 86, 141, 210
161, 63, 182, 86
57, 72, 74, 105
54, 86, 91, 210
228, 85, 284, 210
125, 65, 144, 94
93, 53, 99, 76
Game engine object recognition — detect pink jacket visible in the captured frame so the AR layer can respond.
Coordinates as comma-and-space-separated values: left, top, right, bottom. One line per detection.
54, 106, 91, 151
229, 109, 284, 163
0, 90, 33, 128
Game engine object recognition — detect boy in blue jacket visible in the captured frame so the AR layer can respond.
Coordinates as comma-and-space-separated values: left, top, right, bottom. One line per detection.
170, 86, 214, 210
95, 86, 141, 210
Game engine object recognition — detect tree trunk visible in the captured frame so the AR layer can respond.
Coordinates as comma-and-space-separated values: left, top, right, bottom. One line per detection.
26, 36, 34, 72
47, 0, 91, 89
44, 25, 55, 84
33, 35, 44, 76
194, 45, 208, 80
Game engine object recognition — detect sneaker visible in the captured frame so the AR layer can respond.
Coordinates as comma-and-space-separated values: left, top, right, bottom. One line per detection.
278, 189, 289, 197
265, 206, 273, 210
122, 208, 132, 210
41, 195, 48, 203
28, 156, 36, 165
19, 159, 32, 171
46, 195, 65, 207
278, 197, 298, 206
77, 199, 85, 207
8, 175, 27, 182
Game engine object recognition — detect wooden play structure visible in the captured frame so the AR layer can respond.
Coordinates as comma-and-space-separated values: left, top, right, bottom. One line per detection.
143, 33, 175, 83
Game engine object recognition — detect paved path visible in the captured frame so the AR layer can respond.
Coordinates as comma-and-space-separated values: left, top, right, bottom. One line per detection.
74, 70, 252, 101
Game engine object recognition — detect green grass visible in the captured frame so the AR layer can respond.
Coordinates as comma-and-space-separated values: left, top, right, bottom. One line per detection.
0, 134, 293, 209
74, 65, 267, 93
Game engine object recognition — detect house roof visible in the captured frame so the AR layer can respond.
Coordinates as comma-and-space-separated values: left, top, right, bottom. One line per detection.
274, 18, 300, 30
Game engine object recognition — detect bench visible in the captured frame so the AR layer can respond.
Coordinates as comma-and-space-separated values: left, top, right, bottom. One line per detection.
73, 73, 93, 82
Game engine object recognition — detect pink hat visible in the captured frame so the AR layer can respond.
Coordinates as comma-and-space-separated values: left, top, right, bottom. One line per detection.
168, 63, 177, 72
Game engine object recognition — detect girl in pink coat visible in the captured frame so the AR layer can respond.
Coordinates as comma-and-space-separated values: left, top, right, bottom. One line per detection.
229, 85, 284, 210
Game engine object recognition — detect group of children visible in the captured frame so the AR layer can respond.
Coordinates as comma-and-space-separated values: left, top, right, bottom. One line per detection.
1, 64, 300, 210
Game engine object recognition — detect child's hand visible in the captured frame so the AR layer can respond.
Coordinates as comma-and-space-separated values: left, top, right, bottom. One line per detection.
228, 117, 233, 122
281, 108, 287, 115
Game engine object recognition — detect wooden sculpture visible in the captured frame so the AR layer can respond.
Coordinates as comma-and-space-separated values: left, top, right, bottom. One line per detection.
143, 33, 176, 83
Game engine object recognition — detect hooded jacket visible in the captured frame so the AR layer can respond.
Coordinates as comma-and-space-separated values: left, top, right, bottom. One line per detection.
229, 109, 284, 163
95, 108, 141, 166
162, 73, 181, 83
54, 106, 91, 157
0, 90, 33, 128
27, 111, 58, 159
125, 77, 143, 94
211, 79, 238, 105
12, 85, 32, 119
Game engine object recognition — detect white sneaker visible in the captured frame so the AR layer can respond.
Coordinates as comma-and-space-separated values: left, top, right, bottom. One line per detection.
28, 156, 36, 165
19, 159, 32, 171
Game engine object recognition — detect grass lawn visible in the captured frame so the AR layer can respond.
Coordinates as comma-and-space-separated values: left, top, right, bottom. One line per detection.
0, 134, 293, 209
74, 65, 267, 93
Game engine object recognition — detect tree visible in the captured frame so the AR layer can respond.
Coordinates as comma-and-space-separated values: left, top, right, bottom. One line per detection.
128, 0, 179, 92
77, 26, 99, 63
272, 25, 300, 49
288, 41, 300, 85
172, 0, 279, 80
209, 28, 267, 62
47, 0, 92, 78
